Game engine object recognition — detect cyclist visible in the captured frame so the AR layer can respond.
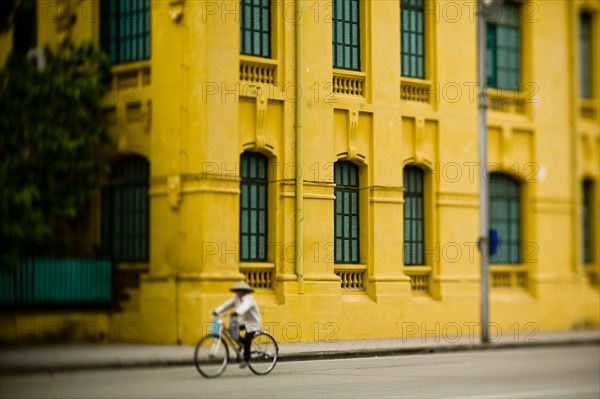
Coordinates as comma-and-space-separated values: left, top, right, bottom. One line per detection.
212, 280, 262, 368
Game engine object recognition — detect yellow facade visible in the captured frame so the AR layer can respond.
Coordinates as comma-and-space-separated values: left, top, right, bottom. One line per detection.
1, 0, 599, 345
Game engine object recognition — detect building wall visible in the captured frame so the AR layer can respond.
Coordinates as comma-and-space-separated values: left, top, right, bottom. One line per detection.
1, 0, 598, 345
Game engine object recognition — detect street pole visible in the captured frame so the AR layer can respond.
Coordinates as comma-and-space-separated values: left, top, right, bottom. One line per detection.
478, 0, 490, 344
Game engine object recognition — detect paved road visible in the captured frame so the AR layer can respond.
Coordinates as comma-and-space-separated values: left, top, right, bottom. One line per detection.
1, 345, 598, 399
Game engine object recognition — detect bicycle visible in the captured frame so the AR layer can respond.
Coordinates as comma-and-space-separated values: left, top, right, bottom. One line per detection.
194, 314, 279, 378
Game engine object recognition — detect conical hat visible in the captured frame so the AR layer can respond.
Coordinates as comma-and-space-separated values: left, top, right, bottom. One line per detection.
230, 280, 254, 292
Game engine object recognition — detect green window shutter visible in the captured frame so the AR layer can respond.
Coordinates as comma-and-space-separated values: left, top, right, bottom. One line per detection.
240, 152, 269, 262
334, 161, 360, 264
100, 0, 151, 64
332, 0, 361, 71
486, 1, 520, 91
404, 166, 425, 265
580, 14, 592, 99
489, 173, 521, 264
240, 0, 271, 58
102, 156, 149, 262
583, 180, 593, 264
401, 0, 425, 79
0, 259, 113, 307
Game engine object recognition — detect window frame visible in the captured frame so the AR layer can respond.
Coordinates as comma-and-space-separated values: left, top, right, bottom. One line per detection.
100, 0, 151, 65
400, 0, 425, 79
332, 0, 361, 71
334, 161, 360, 264
240, 152, 269, 262
240, 0, 272, 58
486, 1, 521, 91
489, 173, 521, 264
102, 156, 150, 263
403, 165, 425, 265
583, 179, 594, 264
580, 12, 593, 99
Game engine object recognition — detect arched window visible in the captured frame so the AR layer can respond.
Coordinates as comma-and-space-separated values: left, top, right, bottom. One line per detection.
102, 156, 149, 262
334, 161, 360, 264
404, 166, 424, 265
240, 152, 268, 262
489, 173, 521, 264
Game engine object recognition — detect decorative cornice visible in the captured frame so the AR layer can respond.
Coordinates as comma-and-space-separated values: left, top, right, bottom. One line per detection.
149, 173, 240, 198
436, 192, 479, 208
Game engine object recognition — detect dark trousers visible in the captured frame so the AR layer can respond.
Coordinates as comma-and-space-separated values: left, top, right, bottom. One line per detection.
240, 329, 255, 362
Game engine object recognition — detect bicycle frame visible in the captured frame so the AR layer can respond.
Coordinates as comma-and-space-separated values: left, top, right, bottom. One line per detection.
212, 317, 244, 360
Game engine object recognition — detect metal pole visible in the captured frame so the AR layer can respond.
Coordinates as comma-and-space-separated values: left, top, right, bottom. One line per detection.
295, 0, 305, 294
478, 0, 490, 344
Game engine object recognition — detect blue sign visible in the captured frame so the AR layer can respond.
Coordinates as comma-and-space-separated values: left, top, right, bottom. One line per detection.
489, 229, 500, 257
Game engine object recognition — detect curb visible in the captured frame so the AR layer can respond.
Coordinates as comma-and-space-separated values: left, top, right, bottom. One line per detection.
278, 338, 600, 362
1, 338, 598, 375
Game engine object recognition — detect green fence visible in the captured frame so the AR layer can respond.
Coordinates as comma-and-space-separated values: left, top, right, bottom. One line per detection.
0, 259, 112, 306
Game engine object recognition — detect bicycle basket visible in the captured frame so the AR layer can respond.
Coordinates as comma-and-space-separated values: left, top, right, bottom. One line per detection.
210, 318, 222, 335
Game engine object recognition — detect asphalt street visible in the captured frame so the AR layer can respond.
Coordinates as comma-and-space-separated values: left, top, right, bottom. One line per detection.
1, 345, 598, 399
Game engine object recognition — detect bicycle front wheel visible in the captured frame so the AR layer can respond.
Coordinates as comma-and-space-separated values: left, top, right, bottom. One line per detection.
248, 332, 278, 375
194, 334, 229, 378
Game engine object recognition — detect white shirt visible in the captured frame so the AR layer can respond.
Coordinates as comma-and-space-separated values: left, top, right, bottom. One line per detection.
214, 294, 262, 333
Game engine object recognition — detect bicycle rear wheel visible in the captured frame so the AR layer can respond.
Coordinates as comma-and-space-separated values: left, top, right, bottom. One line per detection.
248, 332, 278, 375
194, 334, 229, 378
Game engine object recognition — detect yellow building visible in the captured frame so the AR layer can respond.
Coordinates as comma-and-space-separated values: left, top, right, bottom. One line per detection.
0, 0, 598, 345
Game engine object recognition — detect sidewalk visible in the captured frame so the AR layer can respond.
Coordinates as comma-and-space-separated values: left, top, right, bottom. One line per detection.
1, 329, 598, 374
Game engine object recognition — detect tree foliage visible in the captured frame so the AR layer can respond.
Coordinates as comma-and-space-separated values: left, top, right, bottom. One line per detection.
0, 41, 114, 269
